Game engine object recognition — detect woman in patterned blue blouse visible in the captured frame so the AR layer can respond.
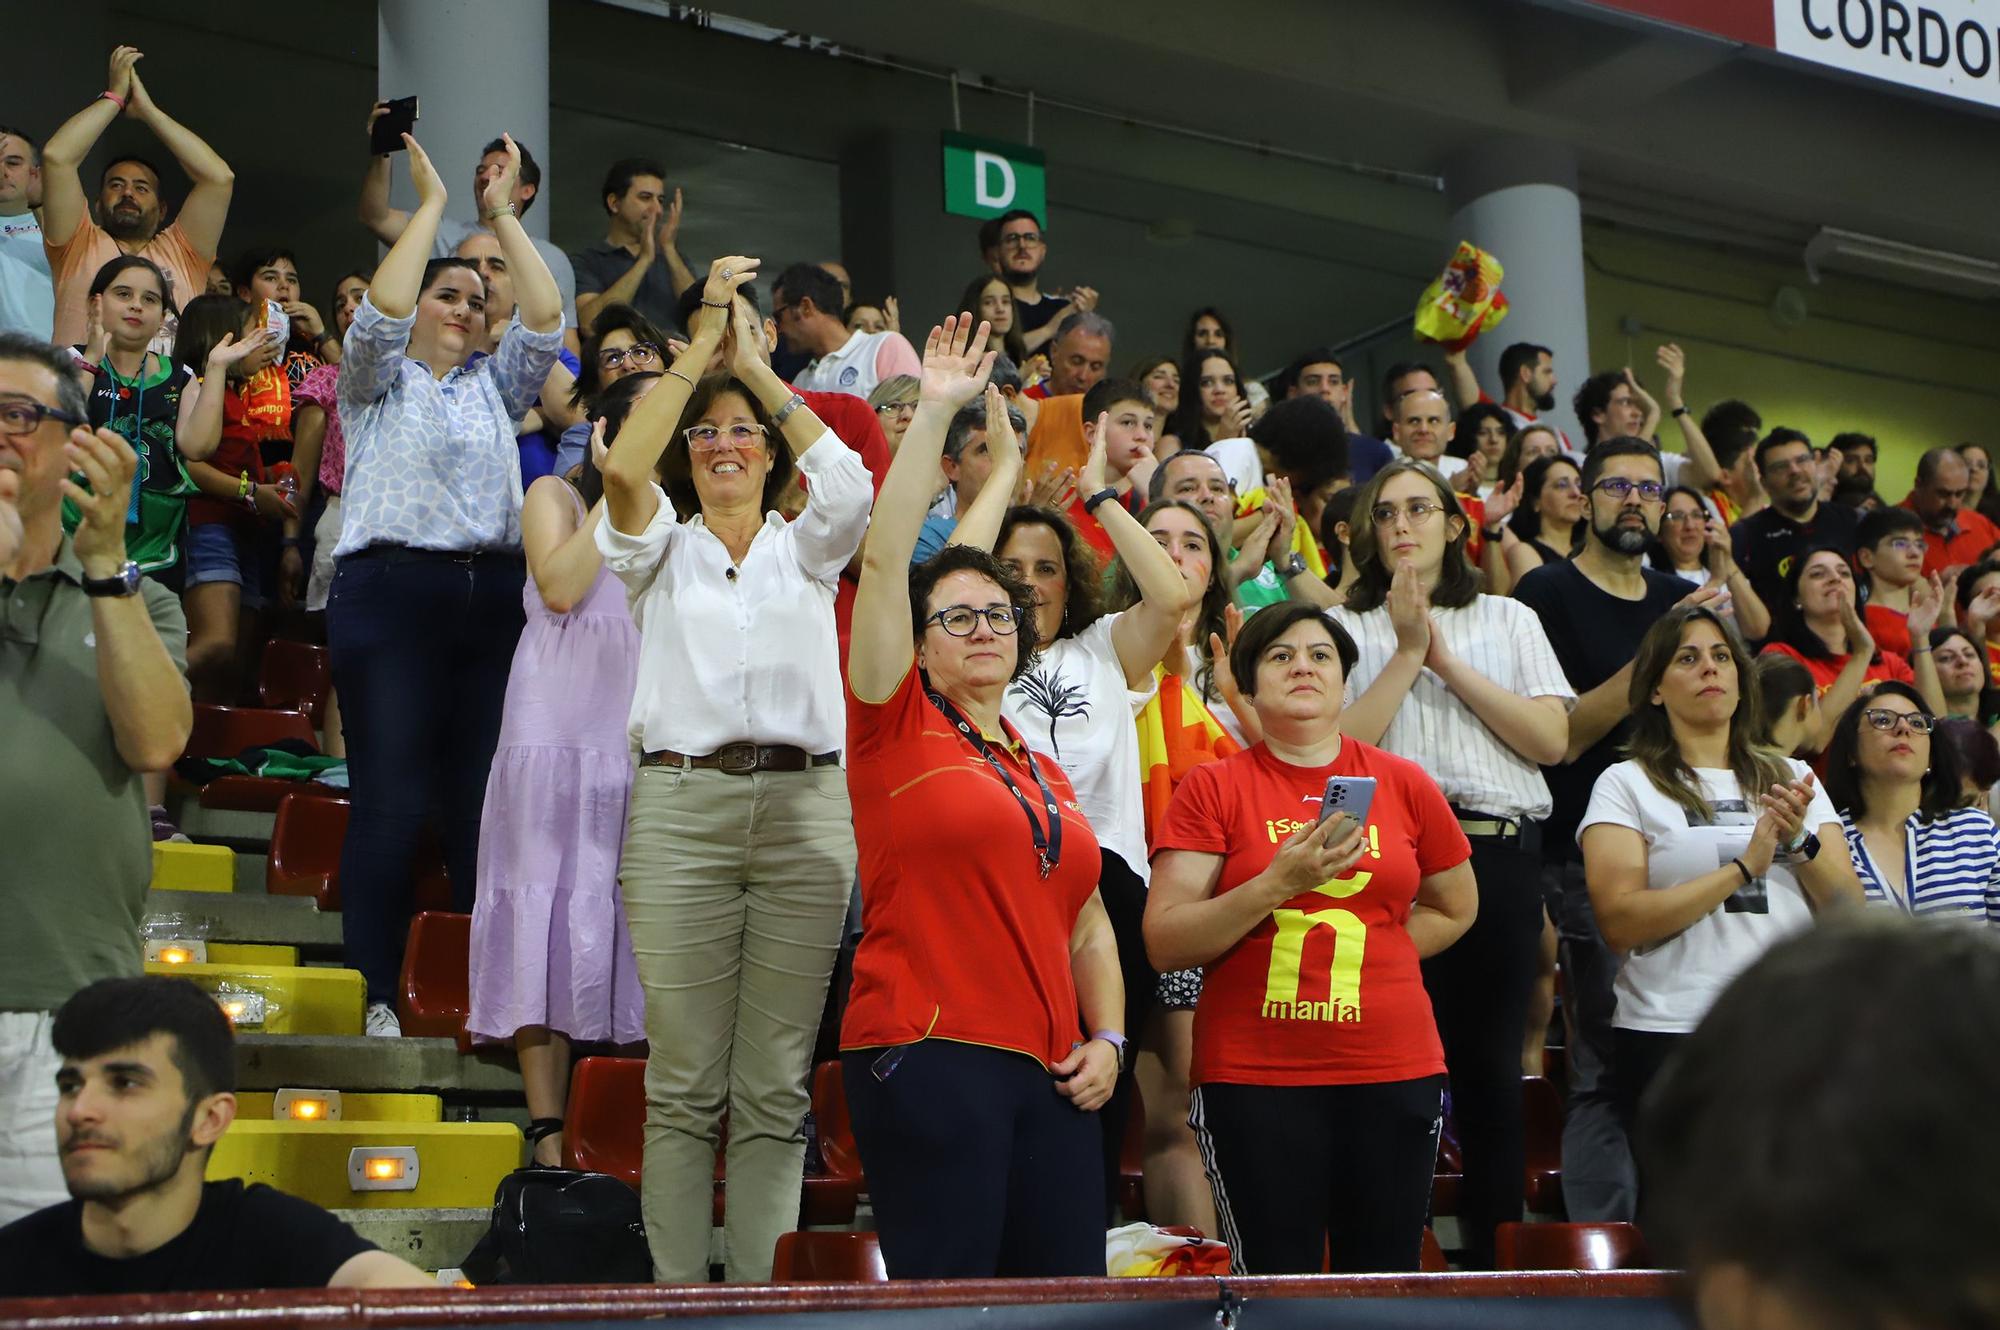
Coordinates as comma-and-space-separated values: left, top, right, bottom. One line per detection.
1826, 681, 2000, 927
325, 133, 566, 1036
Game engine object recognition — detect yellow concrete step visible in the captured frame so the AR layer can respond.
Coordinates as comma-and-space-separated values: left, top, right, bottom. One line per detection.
151, 841, 235, 893
145, 961, 364, 1036
151, 942, 300, 968
207, 1120, 523, 1210
236, 1091, 444, 1123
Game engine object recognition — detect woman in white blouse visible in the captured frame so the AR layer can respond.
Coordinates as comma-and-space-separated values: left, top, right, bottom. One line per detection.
1580, 606, 1861, 1186
597, 257, 872, 1283
1824, 681, 2000, 925
1329, 458, 1573, 1270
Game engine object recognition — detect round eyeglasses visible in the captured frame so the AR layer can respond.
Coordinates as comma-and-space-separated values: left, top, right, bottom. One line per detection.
925, 605, 1022, 636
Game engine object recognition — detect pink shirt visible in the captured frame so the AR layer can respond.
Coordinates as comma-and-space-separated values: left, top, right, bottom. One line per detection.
46, 219, 210, 350
294, 363, 346, 496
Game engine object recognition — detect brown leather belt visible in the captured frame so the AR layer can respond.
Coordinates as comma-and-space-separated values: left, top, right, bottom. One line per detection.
640, 743, 840, 774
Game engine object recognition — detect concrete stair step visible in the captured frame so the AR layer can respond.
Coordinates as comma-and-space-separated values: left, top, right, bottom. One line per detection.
207, 1120, 522, 1210
332, 1207, 492, 1274
237, 1090, 445, 1122
152, 842, 235, 893
148, 961, 364, 1035
171, 798, 277, 852
146, 889, 342, 950
236, 1034, 523, 1098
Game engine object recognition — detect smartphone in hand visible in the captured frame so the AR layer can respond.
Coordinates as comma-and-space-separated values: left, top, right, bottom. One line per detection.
370, 97, 419, 155
1320, 776, 1377, 828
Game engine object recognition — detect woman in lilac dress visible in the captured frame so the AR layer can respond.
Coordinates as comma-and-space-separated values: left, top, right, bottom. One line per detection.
469, 373, 656, 1165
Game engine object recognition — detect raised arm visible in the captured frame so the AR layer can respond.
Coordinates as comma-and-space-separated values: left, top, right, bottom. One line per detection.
481, 135, 560, 334
367, 136, 446, 319
357, 104, 412, 247
1906, 573, 1949, 717
176, 330, 269, 462
945, 384, 1026, 553
41, 46, 141, 248
849, 314, 995, 704
1442, 347, 1482, 412
1087, 420, 1196, 686
1627, 367, 1662, 443
1656, 344, 1720, 490
124, 67, 232, 258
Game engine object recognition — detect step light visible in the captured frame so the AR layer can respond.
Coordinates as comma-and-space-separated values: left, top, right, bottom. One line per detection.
147, 940, 207, 965
348, 1146, 420, 1192
215, 991, 267, 1028
273, 1089, 342, 1122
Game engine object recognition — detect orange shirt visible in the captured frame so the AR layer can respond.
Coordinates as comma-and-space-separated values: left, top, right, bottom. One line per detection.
1759, 640, 1914, 693
1153, 740, 1469, 1088
1862, 602, 1913, 659
841, 666, 1102, 1068
46, 219, 210, 349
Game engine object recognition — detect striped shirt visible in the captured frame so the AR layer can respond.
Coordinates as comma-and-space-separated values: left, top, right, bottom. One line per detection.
1332, 594, 1575, 821
1840, 807, 2000, 926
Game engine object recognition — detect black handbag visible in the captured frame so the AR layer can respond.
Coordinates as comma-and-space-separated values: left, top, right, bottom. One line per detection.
460, 1167, 653, 1285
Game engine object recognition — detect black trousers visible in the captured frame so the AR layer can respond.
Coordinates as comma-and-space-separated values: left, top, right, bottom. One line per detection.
1419, 836, 1546, 1267
1094, 848, 1154, 1218
842, 1041, 1105, 1278
326, 548, 525, 1001
1191, 1076, 1445, 1274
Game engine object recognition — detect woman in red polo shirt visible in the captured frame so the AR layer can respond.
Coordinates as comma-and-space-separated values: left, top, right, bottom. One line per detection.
1145, 602, 1476, 1275
842, 313, 1123, 1279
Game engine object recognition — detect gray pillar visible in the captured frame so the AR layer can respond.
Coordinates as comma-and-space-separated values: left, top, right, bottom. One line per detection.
378, 0, 550, 240
1444, 140, 1591, 446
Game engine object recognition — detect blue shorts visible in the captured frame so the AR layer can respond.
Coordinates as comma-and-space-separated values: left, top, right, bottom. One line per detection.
184, 521, 267, 608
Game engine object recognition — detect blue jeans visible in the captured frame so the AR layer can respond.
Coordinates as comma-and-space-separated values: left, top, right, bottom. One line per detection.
325, 547, 525, 1002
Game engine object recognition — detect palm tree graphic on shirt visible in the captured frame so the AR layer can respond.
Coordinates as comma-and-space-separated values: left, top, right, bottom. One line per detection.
1010, 666, 1089, 758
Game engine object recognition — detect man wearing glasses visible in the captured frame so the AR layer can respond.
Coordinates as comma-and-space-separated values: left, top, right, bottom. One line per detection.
1512, 436, 1712, 1227
1731, 428, 1859, 615
1900, 445, 2000, 579
985, 210, 1097, 357
0, 331, 190, 1223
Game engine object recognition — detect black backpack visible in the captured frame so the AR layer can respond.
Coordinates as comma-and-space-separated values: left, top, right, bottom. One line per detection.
460, 1167, 652, 1285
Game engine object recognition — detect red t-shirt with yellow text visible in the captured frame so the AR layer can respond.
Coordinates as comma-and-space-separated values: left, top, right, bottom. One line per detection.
1153, 740, 1469, 1088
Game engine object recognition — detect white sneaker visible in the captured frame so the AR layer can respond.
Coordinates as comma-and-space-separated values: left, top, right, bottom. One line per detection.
365, 1002, 402, 1038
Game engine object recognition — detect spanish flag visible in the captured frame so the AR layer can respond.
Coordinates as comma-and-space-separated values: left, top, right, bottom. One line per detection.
1139, 665, 1243, 845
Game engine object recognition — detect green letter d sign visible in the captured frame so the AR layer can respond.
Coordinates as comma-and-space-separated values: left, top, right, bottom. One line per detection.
942, 133, 1046, 221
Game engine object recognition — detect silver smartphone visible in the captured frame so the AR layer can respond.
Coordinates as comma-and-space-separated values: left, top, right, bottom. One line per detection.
1320, 775, 1377, 830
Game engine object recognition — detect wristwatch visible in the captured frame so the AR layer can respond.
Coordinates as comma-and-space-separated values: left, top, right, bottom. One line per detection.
1280, 552, 1308, 578
82, 560, 143, 598
1091, 1031, 1129, 1075
771, 392, 807, 428
1082, 486, 1120, 515
1783, 830, 1822, 863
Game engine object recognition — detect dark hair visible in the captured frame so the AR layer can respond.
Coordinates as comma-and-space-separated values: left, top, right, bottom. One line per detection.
1150, 447, 1230, 506
482, 138, 540, 215
599, 156, 665, 212
1164, 349, 1245, 449
992, 207, 1043, 233
1378, 361, 1439, 424
573, 302, 672, 404
1127, 352, 1179, 388
1579, 435, 1664, 493
1318, 488, 1361, 585
1647, 484, 1712, 572
171, 293, 256, 377
1855, 504, 1923, 553
1753, 427, 1813, 476
419, 255, 484, 302
909, 544, 1041, 683
1248, 394, 1348, 497
1180, 306, 1234, 363
1498, 341, 1550, 391
1278, 346, 1345, 399
53, 976, 236, 1105
1624, 606, 1792, 823
771, 262, 844, 320
1572, 370, 1630, 447
1753, 652, 1818, 750
1083, 376, 1152, 423
575, 371, 660, 507
99, 154, 166, 193
1710, 422, 1760, 475
1640, 917, 2000, 1330
1508, 454, 1584, 549
1770, 543, 1863, 663
942, 399, 1026, 465
1496, 422, 1564, 493
229, 245, 298, 294
86, 254, 175, 315
1229, 603, 1358, 702
1052, 308, 1114, 349
658, 374, 795, 518
1448, 400, 1511, 461
1344, 460, 1480, 613
1701, 398, 1763, 447
955, 273, 1028, 365
1823, 680, 1963, 823
1939, 716, 2000, 796
994, 505, 1103, 642
1960, 442, 2000, 511
1931, 625, 2000, 727
0, 125, 40, 160
0, 329, 89, 423
1957, 558, 2000, 618
1112, 500, 1230, 697
329, 268, 372, 315
1829, 430, 1878, 462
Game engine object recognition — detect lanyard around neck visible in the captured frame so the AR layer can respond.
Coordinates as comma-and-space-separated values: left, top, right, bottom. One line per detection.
926, 684, 1063, 879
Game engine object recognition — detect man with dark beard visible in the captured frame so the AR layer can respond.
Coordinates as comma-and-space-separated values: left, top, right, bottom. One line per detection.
0, 978, 432, 1294
38, 46, 232, 349
1511, 437, 1713, 1227
984, 208, 1097, 357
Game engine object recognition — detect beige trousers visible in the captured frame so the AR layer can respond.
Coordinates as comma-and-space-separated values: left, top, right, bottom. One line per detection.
619, 762, 855, 1282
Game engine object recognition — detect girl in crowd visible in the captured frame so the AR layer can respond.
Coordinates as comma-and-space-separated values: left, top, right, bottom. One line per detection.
173, 292, 291, 702
283, 269, 370, 616
329, 134, 566, 1037
1317, 489, 1362, 608
866, 374, 919, 455
843, 315, 1121, 1278
1129, 354, 1180, 454
1147, 602, 1477, 1274
1760, 544, 1947, 746
1330, 461, 1574, 1269
956, 273, 1027, 367
1955, 557, 2000, 680
1581, 607, 1860, 1152
1447, 402, 1511, 498
1957, 441, 2000, 528
1161, 349, 1251, 454
1495, 422, 1563, 496
1504, 454, 1585, 580
468, 373, 656, 1167
1931, 625, 2000, 737
950, 409, 1191, 1211
1651, 485, 1771, 640
597, 258, 869, 1282
1753, 652, 1822, 759
1826, 681, 2000, 924
552, 303, 669, 477
1179, 306, 1267, 417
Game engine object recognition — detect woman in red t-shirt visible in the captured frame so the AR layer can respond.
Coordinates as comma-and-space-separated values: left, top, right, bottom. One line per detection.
1145, 602, 1476, 1275
841, 314, 1123, 1279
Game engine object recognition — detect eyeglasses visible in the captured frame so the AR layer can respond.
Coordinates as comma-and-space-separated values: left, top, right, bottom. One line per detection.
598, 342, 659, 370
1861, 708, 1936, 736
925, 604, 1022, 636
1661, 510, 1706, 525
1591, 477, 1666, 503
1369, 499, 1446, 527
875, 401, 917, 418
999, 232, 1044, 249
1543, 476, 1582, 494
1885, 536, 1930, 555
683, 423, 768, 452
0, 395, 86, 437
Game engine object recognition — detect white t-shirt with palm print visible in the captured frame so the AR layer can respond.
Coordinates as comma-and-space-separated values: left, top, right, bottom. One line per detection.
1001, 612, 1156, 884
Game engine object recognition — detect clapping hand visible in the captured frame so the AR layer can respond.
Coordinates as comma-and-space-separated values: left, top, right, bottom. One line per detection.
1482, 472, 1524, 528
61, 426, 138, 579
1832, 581, 1875, 657
918, 313, 996, 410
0, 465, 22, 568
1081, 412, 1112, 495
1266, 476, 1297, 559
106, 46, 142, 110
1656, 343, 1687, 412
588, 416, 611, 473
1907, 571, 1946, 639
206, 328, 273, 374
1025, 464, 1077, 510
404, 135, 446, 209
694, 256, 759, 342
1066, 285, 1099, 314
883, 296, 901, 334
1387, 558, 1432, 658
478, 133, 523, 217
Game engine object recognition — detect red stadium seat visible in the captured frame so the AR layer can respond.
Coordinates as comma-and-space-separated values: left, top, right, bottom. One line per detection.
1420, 1228, 1449, 1273
1431, 1129, 1463, 1216
183, 704, 334, 813
1494, 1221, 1651, 1271
266, 794, 450, 913
398, 911, 471, 1045
1522, 1075, 1564, 1214
771, 1230, 886, 1283
257, 640, 331, 725
802, 1060, 863, 1224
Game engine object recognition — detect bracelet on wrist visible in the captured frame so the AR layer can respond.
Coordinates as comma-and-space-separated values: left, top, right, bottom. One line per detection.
699, 299, 730, 310
1731, 857, 1753, 886
482, 203, 516, 221
99, 90, 126, 111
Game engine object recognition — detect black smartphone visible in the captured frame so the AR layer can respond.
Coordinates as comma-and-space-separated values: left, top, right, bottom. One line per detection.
370, 97, 419, 156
